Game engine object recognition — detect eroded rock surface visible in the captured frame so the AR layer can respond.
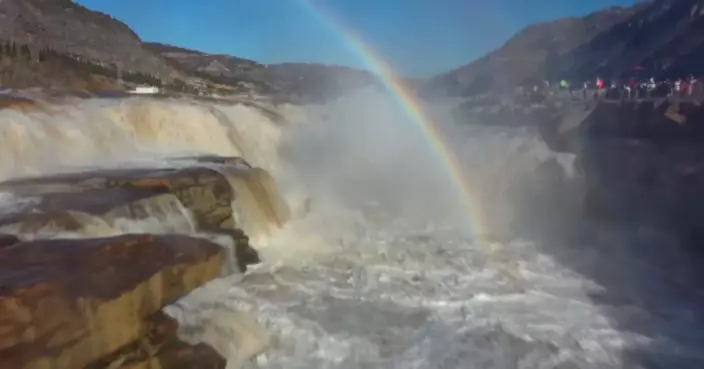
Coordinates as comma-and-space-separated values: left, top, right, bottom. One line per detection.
0, 167, 238, 232
86, 312, 226, 369
0, 158, 290, 272
0, 234, 225, 369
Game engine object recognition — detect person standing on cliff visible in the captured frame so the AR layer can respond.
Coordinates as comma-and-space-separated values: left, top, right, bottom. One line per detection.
647, 77, 656, 98
681, 78, 689, 98
674, 79, 682, 97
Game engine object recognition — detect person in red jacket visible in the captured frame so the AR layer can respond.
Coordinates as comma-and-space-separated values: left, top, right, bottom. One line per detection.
681, 79, 690, 97
596, 77, 604, 89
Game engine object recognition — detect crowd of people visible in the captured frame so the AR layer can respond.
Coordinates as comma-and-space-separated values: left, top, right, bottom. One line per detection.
559, 76, 704, 100
521, 76, 704, 101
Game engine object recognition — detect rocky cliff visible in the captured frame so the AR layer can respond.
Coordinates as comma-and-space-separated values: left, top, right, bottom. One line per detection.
544, 100, 704, 242
448, 91, 704, 258
425, 0, 704, 97
0, 234, 226, 369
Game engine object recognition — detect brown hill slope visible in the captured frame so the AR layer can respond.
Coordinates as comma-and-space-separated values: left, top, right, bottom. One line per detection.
422, 1, 669, 96
147, 42, 378, 102
0, 0, 177, 79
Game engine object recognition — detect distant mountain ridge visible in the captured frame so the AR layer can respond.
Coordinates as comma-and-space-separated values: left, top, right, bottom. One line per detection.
11, 0, 704, 102
144, 42, 263, 77
424, 0, 704, 97
146, 42, 377, 102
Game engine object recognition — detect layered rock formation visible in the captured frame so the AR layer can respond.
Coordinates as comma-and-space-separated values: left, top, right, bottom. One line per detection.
0, 156, 288, 368
0, 234, 226, 369
86, 312, 226, 369
0, 161, 289, 265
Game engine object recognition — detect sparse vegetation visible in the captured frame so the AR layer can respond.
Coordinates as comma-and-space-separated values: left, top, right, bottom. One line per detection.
0, 41, 202, 93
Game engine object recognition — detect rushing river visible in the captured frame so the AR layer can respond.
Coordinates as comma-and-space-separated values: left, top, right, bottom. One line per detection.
1, 89, 703, 368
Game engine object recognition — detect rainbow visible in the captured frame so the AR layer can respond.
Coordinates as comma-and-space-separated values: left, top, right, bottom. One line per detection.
296, 0, 489, 237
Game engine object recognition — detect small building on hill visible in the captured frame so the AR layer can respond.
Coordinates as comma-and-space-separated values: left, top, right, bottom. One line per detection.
129, 85, 160, 95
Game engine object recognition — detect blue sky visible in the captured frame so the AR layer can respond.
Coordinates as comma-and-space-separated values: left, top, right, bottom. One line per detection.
77, 0, 640, 77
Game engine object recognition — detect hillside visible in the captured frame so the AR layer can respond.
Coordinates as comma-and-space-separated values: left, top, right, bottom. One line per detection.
0, 0, 180, 83
144, 42, 263, 77
0, 0, 376, 99
0, 43, 119, 89
425, 0, 704, 97
147, 42, 377, 102
551, 0, 704, 81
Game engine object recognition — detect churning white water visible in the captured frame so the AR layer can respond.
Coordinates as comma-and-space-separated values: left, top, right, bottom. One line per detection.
166, 90, 704, 368
1, 90, 703, 368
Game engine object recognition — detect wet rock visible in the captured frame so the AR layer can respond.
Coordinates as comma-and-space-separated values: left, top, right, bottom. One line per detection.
0, 188, 172, 236
86, 312, 225, 369
168, 155, 252, 168
0, 234, 19, 250
165, 308, 270, 369
0, 95, 41, 112
1, 167, 235, 232
0, 159, 289, 272
0, 234, 225, 369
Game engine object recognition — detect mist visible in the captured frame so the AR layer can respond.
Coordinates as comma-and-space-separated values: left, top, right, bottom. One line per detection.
275, 87, 579, 239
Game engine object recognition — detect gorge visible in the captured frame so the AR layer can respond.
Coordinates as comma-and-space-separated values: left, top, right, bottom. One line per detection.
1, 87, 703, 369
3, 0, 704, 368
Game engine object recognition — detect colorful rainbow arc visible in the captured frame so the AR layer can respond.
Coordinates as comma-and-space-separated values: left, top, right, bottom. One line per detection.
296, 0, 488, 237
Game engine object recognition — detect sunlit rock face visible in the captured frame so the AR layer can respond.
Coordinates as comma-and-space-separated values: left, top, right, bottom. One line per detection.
0, 93, 297, 368
0, 234, 225, 369
0, 149, 291, 368
0, 161, 289, 273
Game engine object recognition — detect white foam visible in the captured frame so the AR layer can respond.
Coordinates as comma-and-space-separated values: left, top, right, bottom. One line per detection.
167, 89, 704, 368
171, 222, 628, 368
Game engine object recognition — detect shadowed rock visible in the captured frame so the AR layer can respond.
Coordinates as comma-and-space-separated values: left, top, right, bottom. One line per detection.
168, 156, 252, 167
0, 234, 19, 250
541, 100, 704, 152
0, 234, 225, 369
86, 312, 225, 369
531, 100, 704, 252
